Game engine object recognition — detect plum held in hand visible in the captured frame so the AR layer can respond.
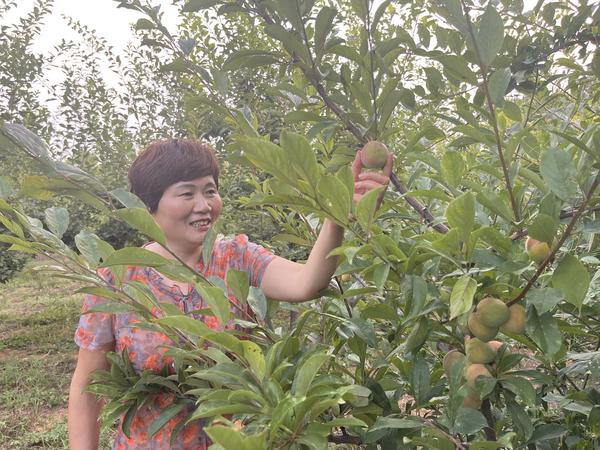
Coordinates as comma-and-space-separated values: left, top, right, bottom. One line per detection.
360, 141, 389, 169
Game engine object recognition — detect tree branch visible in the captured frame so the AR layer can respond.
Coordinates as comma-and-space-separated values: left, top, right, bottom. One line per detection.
509, 203, 600, 241
313, 81, 450, 233
508, 170, 600, 306
327, 433, 362, 445
459, 0, 521, 225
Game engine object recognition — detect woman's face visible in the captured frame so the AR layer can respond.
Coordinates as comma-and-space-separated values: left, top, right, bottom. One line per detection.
152, 176, 222, 251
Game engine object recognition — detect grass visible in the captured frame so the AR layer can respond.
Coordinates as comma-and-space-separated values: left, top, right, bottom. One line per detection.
0, 266, 114, 449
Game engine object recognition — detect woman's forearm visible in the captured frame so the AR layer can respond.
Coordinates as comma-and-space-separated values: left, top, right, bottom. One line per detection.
300, 219, 344, 297
68, 377, 103, 449
68, 348, 110, 450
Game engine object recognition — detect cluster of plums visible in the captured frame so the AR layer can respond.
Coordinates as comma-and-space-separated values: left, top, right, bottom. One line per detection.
444, 297, 526, 409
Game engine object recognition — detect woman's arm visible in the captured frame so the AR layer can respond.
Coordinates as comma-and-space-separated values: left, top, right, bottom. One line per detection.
260, 150, 393, 302
68, 346, 112, 450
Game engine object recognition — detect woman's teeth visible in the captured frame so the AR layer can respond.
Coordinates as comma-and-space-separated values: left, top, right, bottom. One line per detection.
191, 220, 210, 228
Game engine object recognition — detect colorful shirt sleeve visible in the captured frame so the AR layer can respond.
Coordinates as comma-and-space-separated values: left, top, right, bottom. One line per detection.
74, 267, 116, 350
229, 234, 276, 287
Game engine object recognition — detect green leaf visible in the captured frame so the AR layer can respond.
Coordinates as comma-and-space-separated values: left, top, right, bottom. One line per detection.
526, 309, 562, 360
552, 255, 590, 309
446, 192, 475, 241
435, 0, 468, 34
530, 424, 567, 442
399, 88, 416, 110
247, 286, 267, 321
526, 287, 563, 315
0, 176, 14, 199
264, 24, 307, 62
441, 151, 465, 187
1, 123, 51, 161
157, 315, 211, 337
134, 18, 155, 30
75, 231, 115, 266
372, 262, 390, 293
226, 269, 249, 304
101, 247, 172, 268
161, 58, 189, 73
182, 0, 221, 12
110, 188, 146, 208
369, 416, 424, 432
488, 68, 511, 105
317, 174, 351, 224
475, 4, 504, 66
589, 406, 600, 437
506, 399, 533, 439
44, 207, 69, 239
222, 49, 281, 71
188, 403, 258, 421
449, 275, 477, 319
404, 319, 430, 354
404, 275, 428, 318
314, 7, 337, 60
502, 101, 522, 121
501, 377, 536, 406
148, 403, 185, 437
540, 148, 577, 200
292, 352, 329, 397
454, 407, 487, 435
356, 187, 382, 233
115, 208, 165, 246
205, 426, 267, 450
242, 341, 265, 379
202, 224, 218, 267
268, 396, 297, 445
435, 55, 478, 84
85, 302, 138, 314
378, 90, 402, 129
550, 129, 598, 160
280, 131, 320, 191
528, 213, 558, 244
195, 285, 232, 328
179, 38, 196, 56
239, 138, 297, 187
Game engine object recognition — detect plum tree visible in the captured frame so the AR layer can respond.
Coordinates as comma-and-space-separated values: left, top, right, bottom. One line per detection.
2, 0, 599, 448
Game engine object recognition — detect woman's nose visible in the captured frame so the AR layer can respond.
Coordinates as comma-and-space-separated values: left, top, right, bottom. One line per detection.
193, 195, 211, 212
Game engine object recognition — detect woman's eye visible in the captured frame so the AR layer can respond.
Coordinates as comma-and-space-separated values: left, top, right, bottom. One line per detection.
181, 192, 193, 197
206, 189, 217, 196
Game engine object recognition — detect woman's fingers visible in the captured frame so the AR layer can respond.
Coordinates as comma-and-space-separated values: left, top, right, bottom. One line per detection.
352, 150, 363, 180
354, 180, 386, 192
357, 172, 390, 185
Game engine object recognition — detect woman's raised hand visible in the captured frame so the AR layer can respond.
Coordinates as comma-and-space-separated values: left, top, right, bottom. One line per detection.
351, 143, 393, 209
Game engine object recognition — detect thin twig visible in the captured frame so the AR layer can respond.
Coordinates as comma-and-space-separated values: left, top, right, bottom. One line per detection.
459, 0, 521, 225
509, 204, 600, 241
508, 170, 600, 306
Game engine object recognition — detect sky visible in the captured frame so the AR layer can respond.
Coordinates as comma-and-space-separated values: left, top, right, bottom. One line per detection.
2, 0, 181, 55
1, 0, 182, 96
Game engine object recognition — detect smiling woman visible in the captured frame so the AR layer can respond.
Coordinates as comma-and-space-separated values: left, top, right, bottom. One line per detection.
66, 137, 393, 449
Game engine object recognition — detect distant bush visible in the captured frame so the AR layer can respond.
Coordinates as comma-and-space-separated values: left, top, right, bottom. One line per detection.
0, 246, 27, 283
95, 217, 145, 250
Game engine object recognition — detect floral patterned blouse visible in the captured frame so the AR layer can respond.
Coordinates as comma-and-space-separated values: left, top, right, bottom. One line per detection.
74, 235, 275, 450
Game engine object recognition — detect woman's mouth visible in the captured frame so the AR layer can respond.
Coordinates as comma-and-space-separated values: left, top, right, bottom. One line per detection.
190, 219, 211, 229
